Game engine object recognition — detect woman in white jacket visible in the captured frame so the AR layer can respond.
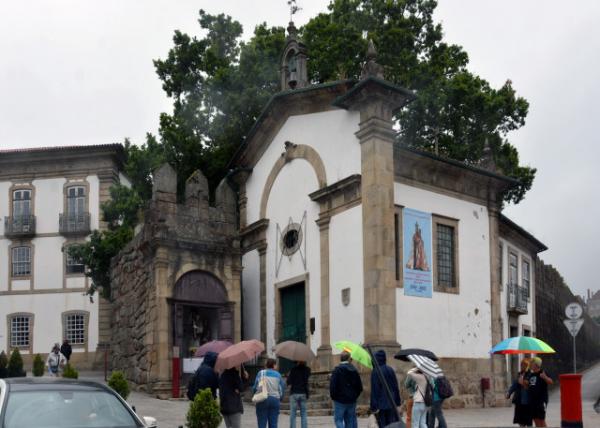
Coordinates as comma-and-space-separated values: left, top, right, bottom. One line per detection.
46, 343, 66, 377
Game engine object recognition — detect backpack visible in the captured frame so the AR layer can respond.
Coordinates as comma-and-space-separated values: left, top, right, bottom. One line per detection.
186, 375, 198, 400
435, 376, 454, 399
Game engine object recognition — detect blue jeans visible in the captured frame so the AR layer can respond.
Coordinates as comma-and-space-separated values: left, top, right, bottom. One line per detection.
412, 402, 428, 428
333, 401, 357, 428
256, 396, 280, 428
289, 393, 307, 428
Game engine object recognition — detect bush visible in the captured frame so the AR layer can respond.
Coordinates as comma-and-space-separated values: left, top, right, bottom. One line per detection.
32, 354, 45, 377
0, 351, 8, 378
108, 371, 130, 400
7, 349, 25, 377
186, 388, 222, 428
62, 363, 79, 379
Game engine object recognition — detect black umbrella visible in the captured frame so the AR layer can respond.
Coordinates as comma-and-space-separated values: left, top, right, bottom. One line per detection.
394, 348, 438, 362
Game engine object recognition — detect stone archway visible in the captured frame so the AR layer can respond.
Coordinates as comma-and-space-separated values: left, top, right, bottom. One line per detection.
171, 270, 234, 358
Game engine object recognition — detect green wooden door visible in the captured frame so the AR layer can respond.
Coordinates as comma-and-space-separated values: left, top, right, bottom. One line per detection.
279, 283, 306, 373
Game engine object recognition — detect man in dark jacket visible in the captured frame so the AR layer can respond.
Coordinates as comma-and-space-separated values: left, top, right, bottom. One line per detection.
60, 340, 72, 362
219, 366, 247, 428
330, 351, 363, 428
187, 351, 219, 400
370, 350, 401, 427
287, 361, 311, 428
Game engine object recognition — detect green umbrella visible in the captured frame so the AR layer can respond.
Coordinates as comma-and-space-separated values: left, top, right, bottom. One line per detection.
333, 340, 373, 369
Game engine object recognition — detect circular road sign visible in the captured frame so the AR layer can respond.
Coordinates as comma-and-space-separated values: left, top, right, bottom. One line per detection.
565, 302, 583, 320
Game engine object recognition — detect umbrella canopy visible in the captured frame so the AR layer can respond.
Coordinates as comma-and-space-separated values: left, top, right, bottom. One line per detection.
333, 340, 373, 369
194, 340, 232, 357
407, 354, 443, 378
394, 348, 438, 362
215, 339, 265, 371
490, 336, 556, 355
273, 341, 315, 362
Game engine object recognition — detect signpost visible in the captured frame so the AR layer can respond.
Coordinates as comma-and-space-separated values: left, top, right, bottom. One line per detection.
563, 303, 584, 373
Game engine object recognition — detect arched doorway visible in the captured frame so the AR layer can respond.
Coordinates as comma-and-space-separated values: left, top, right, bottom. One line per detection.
171, 270, 234, 358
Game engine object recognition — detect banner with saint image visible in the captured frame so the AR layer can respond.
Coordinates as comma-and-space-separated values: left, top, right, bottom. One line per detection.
403, 208, 433, 298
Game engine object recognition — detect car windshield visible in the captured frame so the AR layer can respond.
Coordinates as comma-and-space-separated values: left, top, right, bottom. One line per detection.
3, 389, 140, 428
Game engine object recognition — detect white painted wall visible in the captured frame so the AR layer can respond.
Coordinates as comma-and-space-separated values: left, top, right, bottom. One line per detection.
245, 109, 361, 225
242, 249, 260, 341
329, 206, 364, 347
32, 236, 64, 290
33, 178, 66, 234
264, 158, 321, 356
0, 181, 9, 236
394, 182, 492, 358
0, 240, 8, 292
86, 175, 100, 230
0, 292, 98, 355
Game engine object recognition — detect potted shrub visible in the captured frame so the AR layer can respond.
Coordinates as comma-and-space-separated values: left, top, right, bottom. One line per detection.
0, 351, 8, 378
7, 349, 26, 377
62, 363, 79, 379
32, 354, 45, 377
108, 371, 130, 400
186, 388, 222, 428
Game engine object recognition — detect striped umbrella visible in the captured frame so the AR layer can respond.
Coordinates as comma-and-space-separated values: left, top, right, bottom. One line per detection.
490, 336, 555, 355
407, 354, 443, 378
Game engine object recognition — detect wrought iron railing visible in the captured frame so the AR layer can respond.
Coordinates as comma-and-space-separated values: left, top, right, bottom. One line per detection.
507, 283, 528, 314
4, 215, 36, 237
59, 212, 91, 235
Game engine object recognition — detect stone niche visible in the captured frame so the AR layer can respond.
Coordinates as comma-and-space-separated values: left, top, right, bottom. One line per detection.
110, 164, 241, 398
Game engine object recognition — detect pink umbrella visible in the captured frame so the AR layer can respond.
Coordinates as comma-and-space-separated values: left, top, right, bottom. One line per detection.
194, 340, 233, 357
215, 339, 265, 372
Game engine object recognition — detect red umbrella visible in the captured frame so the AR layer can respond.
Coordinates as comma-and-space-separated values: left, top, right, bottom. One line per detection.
215, 339, 264, 372
194, 340, 233, 357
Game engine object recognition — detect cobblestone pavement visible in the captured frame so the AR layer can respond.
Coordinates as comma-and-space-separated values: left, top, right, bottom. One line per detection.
79, 368, 600, 428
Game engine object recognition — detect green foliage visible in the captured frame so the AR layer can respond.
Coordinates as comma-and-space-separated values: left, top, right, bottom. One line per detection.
7, 348, 25, 377
108, 371, 130, 400
186, 388, 222, 428
302, 0, 534, 203
32, 354, 45, 377
0, 351, 8, 378
62, 363, 79, 379
101, 185, 144, 230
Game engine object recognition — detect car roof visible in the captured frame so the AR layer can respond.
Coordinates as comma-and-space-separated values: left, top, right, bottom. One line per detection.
2, 378, 110, 392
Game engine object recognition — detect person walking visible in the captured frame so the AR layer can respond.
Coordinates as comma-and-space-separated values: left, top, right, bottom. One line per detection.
506, 358, 532, 427
187, 351, 219, 400
253, 358, 285, 428
46, 343, 66, 377
405, 367, 430, 428
287, 360, 311, 428
60, 340, 72, 362
526, 357, 553, 427
219, 366, 248, 428
427, 377, 448, 428
370, 350, 401, 427
330, 351, 363, 428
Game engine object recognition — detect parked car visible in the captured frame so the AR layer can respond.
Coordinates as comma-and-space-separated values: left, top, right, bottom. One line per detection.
0, 378, 157, 427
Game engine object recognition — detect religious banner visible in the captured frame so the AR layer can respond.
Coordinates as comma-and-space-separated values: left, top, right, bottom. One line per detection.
403, 208, 433, 298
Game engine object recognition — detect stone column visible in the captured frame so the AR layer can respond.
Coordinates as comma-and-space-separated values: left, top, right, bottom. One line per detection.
316, 216, 332, 370
258, 243, 268, 346
488, 204, 507, 402
152, 247, 172, 397
357, 114, 398, 346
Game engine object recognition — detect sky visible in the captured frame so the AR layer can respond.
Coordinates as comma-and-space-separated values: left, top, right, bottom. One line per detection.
1, 0, 598, 299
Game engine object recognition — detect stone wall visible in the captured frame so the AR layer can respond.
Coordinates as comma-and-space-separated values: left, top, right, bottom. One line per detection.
535, 258, 600, 377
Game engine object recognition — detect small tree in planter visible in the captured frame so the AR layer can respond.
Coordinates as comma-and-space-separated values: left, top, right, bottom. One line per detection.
108, 371, 130, 400
0, 351, 8, 378
32, 354, 45, 377
186, 388, 222, 428
62, 363, 79, 379
7, 349, 26, 377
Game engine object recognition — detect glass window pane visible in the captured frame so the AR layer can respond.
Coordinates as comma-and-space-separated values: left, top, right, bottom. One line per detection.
10, 316, 30, 347
65, 314, 86, 345
436, 224, 455, 287
12, 247, 31, 276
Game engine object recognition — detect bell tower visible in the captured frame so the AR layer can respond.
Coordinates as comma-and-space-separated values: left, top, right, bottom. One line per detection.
280, 21, 308, 90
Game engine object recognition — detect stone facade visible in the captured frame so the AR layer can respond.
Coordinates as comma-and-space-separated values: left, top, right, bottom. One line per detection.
110, 164, 241, 397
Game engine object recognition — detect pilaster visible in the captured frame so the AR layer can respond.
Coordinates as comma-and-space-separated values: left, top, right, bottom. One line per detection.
316, 216, 332, 370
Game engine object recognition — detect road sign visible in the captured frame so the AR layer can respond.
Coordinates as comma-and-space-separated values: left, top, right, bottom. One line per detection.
563, 318, 584, 337
565, 302, 583, 320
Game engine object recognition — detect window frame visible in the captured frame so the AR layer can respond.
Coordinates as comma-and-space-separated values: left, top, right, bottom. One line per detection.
62, 311, 90, 350
10, 245, 32, 279
522, 258, 531, 300
63, 181, 90, 219
64, 244, 86, 277
8, 183, 35, 224
6, 313, 34, 352
508, 250, 519, 286
432, 215, 460, 294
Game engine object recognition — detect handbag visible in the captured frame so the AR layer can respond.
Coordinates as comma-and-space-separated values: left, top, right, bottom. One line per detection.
252, 372, 269, 404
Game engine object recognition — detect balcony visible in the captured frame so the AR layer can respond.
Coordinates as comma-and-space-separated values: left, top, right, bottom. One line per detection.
59, 212, 91, 236
4, 215, 36, 238
507, 283, 529, 315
